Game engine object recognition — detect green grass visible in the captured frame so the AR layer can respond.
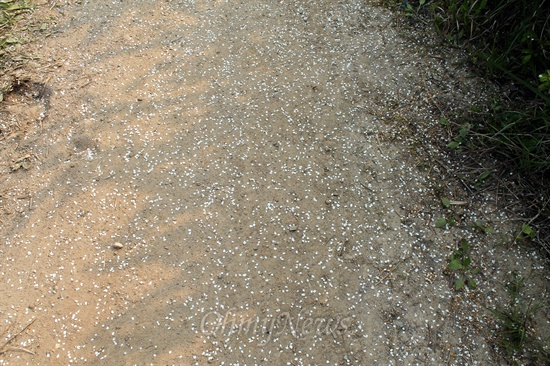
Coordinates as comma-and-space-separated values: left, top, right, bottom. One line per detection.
397, 0, 550, 253
487, 272, 550, 364
390, 2, 550, 359
0, 0, 31, 48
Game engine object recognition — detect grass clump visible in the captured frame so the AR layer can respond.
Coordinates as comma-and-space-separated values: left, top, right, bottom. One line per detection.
0, 0, 32, 53
1, 1, 31, 27
487, 272, 550, 364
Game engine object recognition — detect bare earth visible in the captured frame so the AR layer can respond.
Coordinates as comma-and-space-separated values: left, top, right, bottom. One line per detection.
0, 0, 548, 365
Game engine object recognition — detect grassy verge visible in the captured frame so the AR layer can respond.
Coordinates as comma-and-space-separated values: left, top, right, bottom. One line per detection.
390, 0, 550, 362
397, 0, 549, 253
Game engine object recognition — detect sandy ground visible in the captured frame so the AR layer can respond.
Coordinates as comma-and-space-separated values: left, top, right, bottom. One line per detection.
0, 0, 548, 365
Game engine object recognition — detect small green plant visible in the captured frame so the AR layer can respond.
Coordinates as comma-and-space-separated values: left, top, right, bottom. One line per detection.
515, 223, 536, 242
447, 123, 470, 150
435, 215, 456, 229
455, 170, 492, 190
540, 70, 550, 94
473, 220, 494, 234
435, 217, 447, 228
447, 238, 479, 290
401, 0, 428, 19
0, 0, 31, 36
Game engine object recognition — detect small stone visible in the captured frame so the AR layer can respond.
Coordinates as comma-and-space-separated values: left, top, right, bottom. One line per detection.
289, 224, 298, 232
112, 242, 124, 249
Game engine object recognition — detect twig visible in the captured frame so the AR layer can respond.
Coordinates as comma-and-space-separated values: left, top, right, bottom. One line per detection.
337, 239, 349, 257
0, 318, 36, 355
0, 346, 35, 355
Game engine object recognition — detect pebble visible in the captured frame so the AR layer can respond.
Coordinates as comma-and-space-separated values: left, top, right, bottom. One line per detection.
112, 242, 124, 249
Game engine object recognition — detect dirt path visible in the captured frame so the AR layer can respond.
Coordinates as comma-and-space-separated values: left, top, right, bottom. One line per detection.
0, 0, 548, 365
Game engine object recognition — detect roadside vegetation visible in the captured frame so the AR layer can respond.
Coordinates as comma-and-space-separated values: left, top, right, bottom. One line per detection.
398, 0, 549, 253
0, 0, 55, 107
0, 0, 34, 101
391, 0, 549, 363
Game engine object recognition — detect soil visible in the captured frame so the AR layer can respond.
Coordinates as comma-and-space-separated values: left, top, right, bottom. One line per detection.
0, 0, 548, 365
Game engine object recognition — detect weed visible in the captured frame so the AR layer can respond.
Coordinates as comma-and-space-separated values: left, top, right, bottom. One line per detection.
0, 0, 31, 48
540, 71, 550, 94
516, 223, 536, 242
473, 220, 494, 234
446, 238, 479, 290
446, 122, 470, 150
435, 216, 446, 228
487, 272, 549, 363
473, 97, 550, 176
435, 215, 456, 229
